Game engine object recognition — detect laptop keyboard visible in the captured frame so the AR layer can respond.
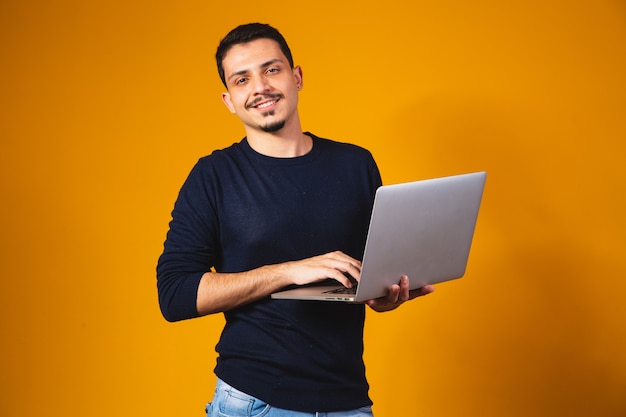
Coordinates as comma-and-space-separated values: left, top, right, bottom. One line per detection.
323, 286, 357, 295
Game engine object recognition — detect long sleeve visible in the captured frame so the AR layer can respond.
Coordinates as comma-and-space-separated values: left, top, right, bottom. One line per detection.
156, 160, 218, 322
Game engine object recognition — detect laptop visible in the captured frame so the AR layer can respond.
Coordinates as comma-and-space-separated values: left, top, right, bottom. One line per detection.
271, 171, 487, 302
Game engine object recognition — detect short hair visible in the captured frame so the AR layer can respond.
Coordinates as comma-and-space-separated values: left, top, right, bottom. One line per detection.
216, 23, 295, 88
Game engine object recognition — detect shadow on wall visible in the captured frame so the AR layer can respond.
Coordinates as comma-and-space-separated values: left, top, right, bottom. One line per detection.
367, 94, 626, 416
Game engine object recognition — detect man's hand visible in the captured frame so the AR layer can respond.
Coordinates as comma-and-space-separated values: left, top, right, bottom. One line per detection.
197, 251, 361, 315
365, 275, 434, 312
283, 250, 361, 289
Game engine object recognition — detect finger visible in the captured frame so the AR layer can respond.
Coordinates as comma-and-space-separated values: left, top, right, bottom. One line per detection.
386, 284, 400, 303
408, 284, 435, 300
324, 252, 361, 283
398, 275, 410, 302
343, 261, 361, 282
327, 251, 362, 268
327, 269, 356, 288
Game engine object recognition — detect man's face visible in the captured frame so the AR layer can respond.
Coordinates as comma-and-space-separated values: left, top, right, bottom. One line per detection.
220, 38, 302, 134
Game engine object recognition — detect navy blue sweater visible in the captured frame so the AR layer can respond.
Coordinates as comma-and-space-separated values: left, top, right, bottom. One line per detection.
156, 133, 382, 412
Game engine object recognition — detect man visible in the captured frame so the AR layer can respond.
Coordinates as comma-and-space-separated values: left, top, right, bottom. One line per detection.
157, 23, 434, 416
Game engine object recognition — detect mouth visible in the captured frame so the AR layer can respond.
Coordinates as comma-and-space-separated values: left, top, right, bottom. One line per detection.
247, 95, 283, 111
256, 100, 277, 110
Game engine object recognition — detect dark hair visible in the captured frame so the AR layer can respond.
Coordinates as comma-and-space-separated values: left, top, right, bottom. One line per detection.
216, 23, 294, 88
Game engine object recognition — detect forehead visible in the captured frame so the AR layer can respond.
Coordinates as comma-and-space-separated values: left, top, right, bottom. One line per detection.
222, 38, 289, 74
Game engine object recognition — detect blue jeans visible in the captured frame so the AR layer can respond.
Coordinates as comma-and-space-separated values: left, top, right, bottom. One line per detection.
206, 378, 374, 417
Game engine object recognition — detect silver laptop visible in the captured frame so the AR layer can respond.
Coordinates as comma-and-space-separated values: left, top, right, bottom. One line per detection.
271, 171, 486, 302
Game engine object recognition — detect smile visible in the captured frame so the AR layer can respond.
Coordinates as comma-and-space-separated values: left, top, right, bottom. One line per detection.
247, 94, 283, 110
256, 100, 277, 109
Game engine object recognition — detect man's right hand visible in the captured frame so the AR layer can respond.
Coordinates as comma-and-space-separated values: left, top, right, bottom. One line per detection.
280, 250, 361, 289
196, 250, 361, 315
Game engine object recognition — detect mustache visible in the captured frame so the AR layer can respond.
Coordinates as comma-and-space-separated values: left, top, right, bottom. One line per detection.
246, 94, 284, 109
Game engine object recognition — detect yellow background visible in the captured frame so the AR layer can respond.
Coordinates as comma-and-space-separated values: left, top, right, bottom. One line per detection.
1, 1, 625, 416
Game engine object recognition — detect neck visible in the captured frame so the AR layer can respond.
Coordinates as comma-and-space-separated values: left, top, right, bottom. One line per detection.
245, 120, 312, 158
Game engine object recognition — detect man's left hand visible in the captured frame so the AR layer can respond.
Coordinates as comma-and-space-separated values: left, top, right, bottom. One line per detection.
366, 275, 434, 312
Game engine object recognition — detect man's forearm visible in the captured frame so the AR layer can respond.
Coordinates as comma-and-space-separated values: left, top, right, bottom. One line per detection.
196, 264, 291, 315
195, 251, 362, 315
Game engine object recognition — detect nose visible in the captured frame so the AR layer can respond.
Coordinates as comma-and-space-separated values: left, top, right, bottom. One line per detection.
251, 75, 271, 94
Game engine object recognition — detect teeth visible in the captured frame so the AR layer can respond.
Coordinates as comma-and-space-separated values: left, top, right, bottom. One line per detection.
257, 100, 275, 109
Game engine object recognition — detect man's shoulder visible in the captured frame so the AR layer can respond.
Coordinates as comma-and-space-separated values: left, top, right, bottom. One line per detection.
195, 139, 247, 165
309, 133, 373, 158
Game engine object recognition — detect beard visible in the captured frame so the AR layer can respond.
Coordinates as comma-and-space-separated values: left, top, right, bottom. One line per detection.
259, 110, 285, 132
260, 120, 286, 133
247, 94, 286, 133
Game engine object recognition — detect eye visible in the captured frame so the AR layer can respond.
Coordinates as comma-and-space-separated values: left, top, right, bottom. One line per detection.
235, 77, 248, 85
266, 67, 279, 74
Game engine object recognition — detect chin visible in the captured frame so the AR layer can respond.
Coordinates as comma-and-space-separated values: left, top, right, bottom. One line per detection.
260, 120, 286, 133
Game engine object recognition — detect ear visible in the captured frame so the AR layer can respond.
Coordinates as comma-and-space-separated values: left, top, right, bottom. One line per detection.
221, 92, 236, 113
293, 66, 303, 90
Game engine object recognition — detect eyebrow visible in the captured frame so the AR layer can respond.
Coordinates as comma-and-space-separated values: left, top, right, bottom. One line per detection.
227, 58, 284, 82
